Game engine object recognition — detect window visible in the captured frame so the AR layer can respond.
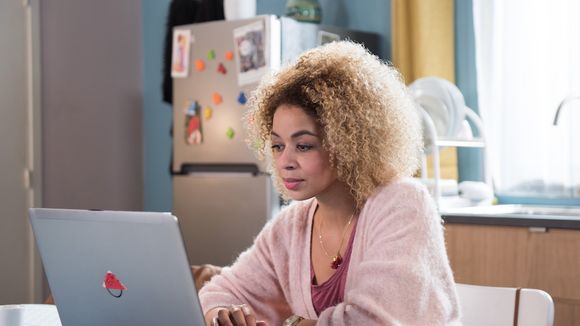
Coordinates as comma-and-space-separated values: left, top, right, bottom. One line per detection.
473, 0, 580, 203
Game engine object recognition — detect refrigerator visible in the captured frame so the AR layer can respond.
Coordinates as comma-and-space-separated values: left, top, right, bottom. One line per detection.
171, 15, 379, 267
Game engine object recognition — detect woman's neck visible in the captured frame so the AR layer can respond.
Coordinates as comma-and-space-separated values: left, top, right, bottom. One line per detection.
315, 181, 357, 227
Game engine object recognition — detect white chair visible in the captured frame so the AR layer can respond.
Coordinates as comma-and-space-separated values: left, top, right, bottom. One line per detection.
456, 283, 554, 326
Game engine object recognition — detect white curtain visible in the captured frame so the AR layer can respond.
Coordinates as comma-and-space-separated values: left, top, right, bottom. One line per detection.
473, 0, 580, 198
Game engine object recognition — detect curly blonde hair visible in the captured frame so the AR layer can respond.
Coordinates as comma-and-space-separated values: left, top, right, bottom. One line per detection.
244, 41, 422, 209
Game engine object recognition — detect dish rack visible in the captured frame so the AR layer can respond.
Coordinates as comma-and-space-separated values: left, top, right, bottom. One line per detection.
418, 106, 490, 207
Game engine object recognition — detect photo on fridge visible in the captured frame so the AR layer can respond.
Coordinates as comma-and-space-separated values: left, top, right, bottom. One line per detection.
171, 29, 192, 78
233, 21, 268, 86
184, 100, 203, 145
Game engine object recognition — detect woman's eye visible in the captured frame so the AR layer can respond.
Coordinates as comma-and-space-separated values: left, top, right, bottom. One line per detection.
271, 144, 284, 152
296, 144, 313, 152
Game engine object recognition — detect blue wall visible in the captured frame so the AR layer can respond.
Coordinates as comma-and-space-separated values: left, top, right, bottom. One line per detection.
142, 1, 577, 208
142, 0, 173, 212
141, 1, 393, 212
455, 0, 484, 182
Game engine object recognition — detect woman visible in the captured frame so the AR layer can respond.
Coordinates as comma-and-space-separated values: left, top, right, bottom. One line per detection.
200, 41, 460, 325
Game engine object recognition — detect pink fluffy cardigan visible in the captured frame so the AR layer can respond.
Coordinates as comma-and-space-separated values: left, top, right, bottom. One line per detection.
199, 178, 461, 325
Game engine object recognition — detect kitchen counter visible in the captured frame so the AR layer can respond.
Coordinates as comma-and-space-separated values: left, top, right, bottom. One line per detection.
442, 206, 580, 326
440, 204, 580, 230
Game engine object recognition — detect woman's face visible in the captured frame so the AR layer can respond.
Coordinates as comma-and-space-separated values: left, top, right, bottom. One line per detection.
271, 104, 339, 201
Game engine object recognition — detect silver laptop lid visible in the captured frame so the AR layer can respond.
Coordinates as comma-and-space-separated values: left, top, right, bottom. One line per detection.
29, 208, 205, 326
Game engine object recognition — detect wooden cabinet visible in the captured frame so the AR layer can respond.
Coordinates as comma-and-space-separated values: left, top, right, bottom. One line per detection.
444, 224, 580, 326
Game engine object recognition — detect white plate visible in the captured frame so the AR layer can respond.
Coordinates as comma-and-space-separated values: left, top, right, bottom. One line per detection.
409, 77, 466, 139
414, 93, 449, 138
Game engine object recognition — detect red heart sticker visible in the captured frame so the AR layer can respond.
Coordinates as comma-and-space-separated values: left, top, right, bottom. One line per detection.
103, 271, 127, 291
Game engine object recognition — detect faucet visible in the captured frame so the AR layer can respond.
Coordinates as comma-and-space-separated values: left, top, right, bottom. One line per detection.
553, 95, 580, 125
552, 95, 580, 198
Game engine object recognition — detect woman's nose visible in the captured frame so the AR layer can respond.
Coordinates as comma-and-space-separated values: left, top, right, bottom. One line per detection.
277, 148, 296, 170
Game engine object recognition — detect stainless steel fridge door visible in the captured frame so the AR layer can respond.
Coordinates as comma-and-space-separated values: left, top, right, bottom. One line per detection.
173, 174, 277, 266
172, 16, 280, 174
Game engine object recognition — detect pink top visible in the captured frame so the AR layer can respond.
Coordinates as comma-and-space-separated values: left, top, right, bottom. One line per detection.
199, 178, 461, 325
311, 215, 358, 315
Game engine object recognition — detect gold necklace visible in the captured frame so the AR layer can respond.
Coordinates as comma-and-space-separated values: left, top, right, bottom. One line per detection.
318, 211, 355, 269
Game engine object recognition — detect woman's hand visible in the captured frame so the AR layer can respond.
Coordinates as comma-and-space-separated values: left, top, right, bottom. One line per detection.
191, 264, 222, 290
44, 294, 54, 304
206, 304, 269, 326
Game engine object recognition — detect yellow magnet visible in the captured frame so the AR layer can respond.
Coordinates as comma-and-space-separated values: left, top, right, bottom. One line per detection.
203, 106, 213, 120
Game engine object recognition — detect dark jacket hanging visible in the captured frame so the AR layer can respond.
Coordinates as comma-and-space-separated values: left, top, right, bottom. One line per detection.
162, 0, 225, 104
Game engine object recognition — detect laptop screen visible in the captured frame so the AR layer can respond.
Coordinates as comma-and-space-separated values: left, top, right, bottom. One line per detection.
30, 208, 206, 326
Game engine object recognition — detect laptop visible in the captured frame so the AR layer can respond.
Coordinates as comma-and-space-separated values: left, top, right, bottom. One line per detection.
29, 208, 207, 326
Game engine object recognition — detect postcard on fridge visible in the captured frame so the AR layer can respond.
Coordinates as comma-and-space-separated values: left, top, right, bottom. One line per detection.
171, 29, 192, 78
233, 21, 268, 86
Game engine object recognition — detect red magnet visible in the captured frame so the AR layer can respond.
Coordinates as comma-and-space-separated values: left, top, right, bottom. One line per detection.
217, 63, 227, 74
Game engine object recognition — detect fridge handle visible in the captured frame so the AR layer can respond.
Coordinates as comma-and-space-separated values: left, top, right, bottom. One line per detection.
175, 163, 262, 176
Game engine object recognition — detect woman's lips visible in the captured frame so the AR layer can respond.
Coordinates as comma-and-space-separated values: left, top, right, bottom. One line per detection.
283, 178, 303, 190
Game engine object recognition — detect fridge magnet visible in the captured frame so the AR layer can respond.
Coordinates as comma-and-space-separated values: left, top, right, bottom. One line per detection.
212, 92, 223, 105
233, 20, 268, 86
184, 101, 203, 145
226, 127, 235, 139
195, 59, 205, 72
207, 49, 216, 60
217, 62, 227, 75
225, 51, 234, 61
203, 106, 213, 120
171, 29, 191, 78
318, 30, 340, 46
237, 91, 247, 105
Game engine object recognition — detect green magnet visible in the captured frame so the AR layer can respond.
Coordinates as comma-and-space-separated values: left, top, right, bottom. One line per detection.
207, 50, 216, 60
226, 127, 235, 139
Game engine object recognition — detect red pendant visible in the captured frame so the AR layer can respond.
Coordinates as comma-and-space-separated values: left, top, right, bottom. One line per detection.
331, 254, 343, 269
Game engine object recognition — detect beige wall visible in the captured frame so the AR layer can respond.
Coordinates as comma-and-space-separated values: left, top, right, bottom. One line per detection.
41, 0, 144, 211
0, 0, 144, 304
0, 0, 34, 305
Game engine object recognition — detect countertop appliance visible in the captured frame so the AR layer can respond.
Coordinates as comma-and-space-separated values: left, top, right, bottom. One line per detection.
172, 15, 379, 266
